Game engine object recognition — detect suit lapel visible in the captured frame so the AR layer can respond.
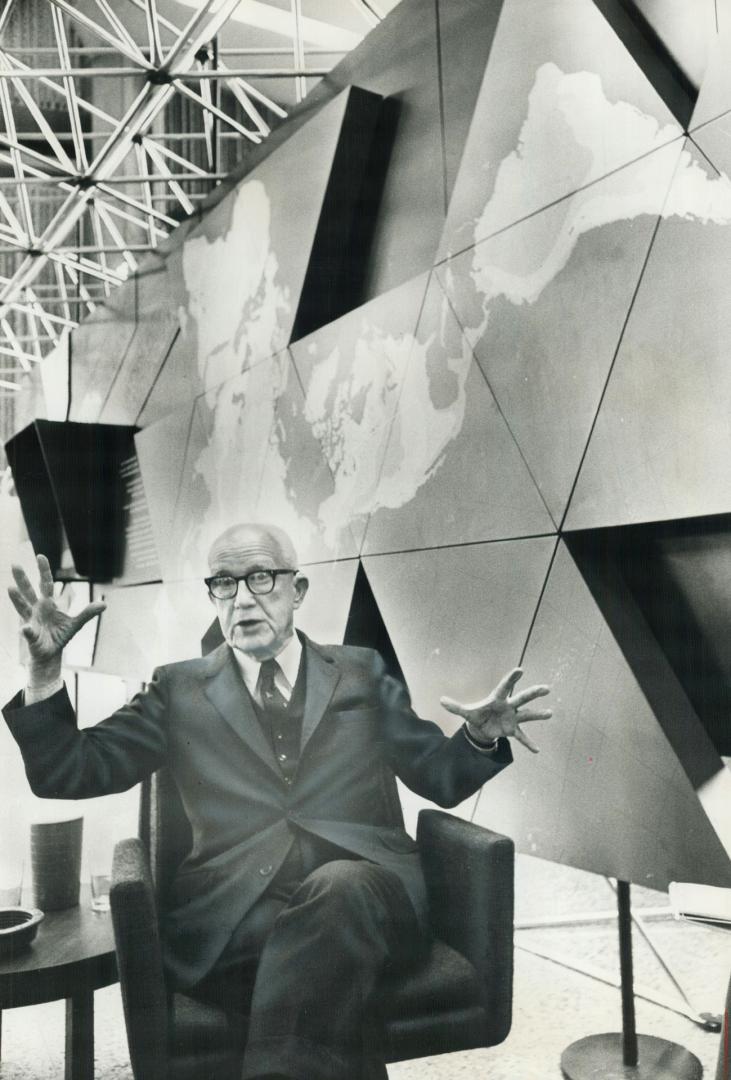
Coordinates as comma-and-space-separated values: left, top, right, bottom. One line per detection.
202, 644, 280, 777
301, 636, 341, 753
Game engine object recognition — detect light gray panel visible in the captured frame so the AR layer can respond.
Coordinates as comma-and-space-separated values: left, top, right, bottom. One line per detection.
295, 560, 358, 647
68, 278, 137, 422
173, 90, 353, 394
565, 140, 731, 530
39, 334, 70, 421
362, 275, 553, 554
167, 349, 359, 582
437, 0, 681, 261
135, 403, 196, 583
690, 22, 731, 128
438, 141, 683, 524
692, 111, 731, 178
473, 541, 731, 889
99, 256, 182, 426
290, 273, 431, 553
364, 538, 555, 831
94, 579, 214, 678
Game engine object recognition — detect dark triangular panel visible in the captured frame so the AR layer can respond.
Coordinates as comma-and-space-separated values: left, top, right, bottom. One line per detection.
291, 87, 395, 342
567, 514, 731, 757
343, 561, 405, 685
592, 0, 704, 128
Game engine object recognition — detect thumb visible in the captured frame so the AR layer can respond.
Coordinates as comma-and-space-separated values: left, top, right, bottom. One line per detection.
440, 696, 470, 720
72, 601, 107, 631
21, 624, 39, 644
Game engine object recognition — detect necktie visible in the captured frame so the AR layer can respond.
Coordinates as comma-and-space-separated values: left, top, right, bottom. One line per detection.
258, 658, 289, 714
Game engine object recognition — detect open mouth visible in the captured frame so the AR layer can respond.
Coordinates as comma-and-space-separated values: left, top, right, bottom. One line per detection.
235, 619, 264, 630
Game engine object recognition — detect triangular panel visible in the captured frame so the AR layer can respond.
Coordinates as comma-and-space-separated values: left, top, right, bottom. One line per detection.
363, 538, 556, 830
690, 24, 731, 130
99, 256, 182, 425
135, 403, 197, 584
289, 273, 431, 553
295, 560, 360, 647
173, 88, 374, 395
436, 0, 506, 204
362, 274, 554, 555
439, 140, 683, 524
473, 540, 731, 889
565, 140, 731, 530
437, 0, 681, 261
68, 278, 137, 422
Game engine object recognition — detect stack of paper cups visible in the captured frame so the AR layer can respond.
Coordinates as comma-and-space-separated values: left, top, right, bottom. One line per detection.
30, 816, 83, 911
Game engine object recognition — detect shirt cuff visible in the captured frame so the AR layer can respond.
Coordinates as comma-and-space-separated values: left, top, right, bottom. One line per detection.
462, 723, 500, 754
25, 677, 65, 706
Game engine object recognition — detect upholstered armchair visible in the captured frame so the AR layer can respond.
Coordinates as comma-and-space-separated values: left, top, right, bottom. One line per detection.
110, 770, 514, 1080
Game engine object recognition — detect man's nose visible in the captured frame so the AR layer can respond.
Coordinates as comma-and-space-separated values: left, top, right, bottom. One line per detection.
233, 581, 257, 606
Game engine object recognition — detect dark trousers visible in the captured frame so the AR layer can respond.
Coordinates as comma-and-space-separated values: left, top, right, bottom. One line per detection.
191, 859, 426, 1080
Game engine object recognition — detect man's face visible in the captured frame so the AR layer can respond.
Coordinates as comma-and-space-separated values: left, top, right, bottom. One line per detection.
207, 527, 307, 660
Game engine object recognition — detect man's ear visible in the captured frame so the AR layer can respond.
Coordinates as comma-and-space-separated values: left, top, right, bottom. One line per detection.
293, 573, 309, 608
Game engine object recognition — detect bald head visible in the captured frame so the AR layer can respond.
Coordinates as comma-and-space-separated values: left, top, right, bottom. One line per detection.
206, 523, 307, 659
207, 522, 298, 573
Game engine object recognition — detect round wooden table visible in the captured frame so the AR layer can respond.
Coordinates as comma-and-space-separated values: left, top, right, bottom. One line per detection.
0, 887, 118, 1080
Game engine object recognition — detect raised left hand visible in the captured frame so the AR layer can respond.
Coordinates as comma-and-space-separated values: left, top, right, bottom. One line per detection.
440, 667, 552, 754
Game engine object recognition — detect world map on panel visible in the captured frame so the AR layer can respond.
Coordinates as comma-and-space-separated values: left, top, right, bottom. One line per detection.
176, 63, 731, 569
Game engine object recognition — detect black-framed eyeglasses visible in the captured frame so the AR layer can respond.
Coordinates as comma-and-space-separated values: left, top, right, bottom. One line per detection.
204, 570, 297, 600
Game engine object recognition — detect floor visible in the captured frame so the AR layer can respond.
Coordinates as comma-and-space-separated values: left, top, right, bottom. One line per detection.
0, 855, 728, 1078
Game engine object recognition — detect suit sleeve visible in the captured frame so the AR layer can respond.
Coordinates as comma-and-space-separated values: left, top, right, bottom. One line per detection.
3, 667, 169, 799
374, 652, 513, 808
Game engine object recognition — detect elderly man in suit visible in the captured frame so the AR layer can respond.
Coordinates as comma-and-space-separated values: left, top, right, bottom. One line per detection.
4, 522, 551, 1080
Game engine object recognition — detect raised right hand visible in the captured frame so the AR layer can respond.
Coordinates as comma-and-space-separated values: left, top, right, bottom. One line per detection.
8, 554, 106, 681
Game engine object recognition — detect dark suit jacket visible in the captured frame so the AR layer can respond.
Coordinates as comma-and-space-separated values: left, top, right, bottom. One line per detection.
4, 635, 512, 987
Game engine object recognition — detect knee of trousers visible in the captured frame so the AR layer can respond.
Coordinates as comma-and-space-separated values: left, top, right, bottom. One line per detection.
293, 859, 403, 924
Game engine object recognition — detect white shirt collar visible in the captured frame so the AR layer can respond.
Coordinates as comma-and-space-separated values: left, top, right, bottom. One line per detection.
231, 632, 303, 704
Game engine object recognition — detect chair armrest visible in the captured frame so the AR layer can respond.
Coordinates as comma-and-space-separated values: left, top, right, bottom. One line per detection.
111, 837, 170, 1080
417, 808, 514, 1043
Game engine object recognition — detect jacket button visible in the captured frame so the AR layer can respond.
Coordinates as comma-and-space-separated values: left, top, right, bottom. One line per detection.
259, 864, 273, 877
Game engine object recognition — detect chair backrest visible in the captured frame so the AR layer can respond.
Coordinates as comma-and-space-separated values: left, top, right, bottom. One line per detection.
139, 768, 193, 903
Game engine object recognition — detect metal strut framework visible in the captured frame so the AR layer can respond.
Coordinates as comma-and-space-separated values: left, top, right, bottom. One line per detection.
0, 0, 384, 393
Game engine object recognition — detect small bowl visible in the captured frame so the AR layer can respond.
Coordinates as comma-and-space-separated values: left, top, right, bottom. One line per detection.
0, 907, 44, 957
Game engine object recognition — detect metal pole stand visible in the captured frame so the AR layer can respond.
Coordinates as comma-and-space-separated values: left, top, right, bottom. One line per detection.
561, 881, 703, 1080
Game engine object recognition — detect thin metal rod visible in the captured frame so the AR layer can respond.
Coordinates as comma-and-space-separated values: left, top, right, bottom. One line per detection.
46, 0, 154, 70
0, 67, 328, 79
617, 881, 638, 1068
605, 878, 705, 1018
4, 46, 343, 56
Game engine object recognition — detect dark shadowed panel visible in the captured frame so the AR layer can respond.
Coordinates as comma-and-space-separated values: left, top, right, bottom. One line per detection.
363, 538, 555, 830
68, 278, 137, 422
436, 0, 506, 204
439, 140, 682, 524
303, 0, 444, 299
289, 273, 431, 554
567, 515, 731, 757
169, 89, 366, 397
99, 255, 184, 426
361, 274, 554, 555
565, 140, 731, 530
437, 0, 680, 262
473, 540, 731, 890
